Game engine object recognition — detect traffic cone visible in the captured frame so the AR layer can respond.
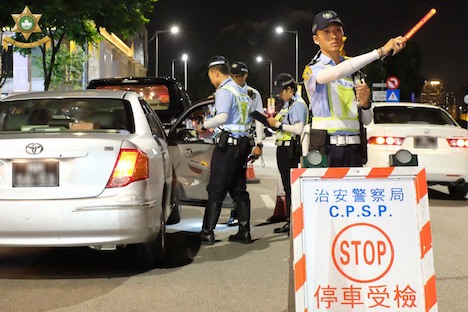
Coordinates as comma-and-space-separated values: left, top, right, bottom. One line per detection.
266, 176, 288, 223
246, 163, 260, 183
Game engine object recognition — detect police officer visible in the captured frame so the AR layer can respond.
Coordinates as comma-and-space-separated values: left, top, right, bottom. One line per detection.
267, 73, 308, 234
190, 56, 257, 245
227, 61, 264, 227
303, 10, 406, 167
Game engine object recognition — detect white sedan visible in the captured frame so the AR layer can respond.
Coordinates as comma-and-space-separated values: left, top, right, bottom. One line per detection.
365, 102, 468, 199
0, 90, 175, 267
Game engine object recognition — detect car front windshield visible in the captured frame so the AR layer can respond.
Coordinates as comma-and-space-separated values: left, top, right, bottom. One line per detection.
373, 106, 457, 126
0, 98, 133, 133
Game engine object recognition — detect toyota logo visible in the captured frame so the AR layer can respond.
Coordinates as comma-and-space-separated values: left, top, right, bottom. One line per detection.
25, 143, 44, 155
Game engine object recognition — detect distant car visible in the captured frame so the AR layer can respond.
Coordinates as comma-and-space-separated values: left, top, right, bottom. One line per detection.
365, 102, 468, 199
0, 90, 177, 267
87, 77, 191, 128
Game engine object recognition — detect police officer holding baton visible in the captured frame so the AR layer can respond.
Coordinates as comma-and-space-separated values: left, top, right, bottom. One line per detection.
190, 56, 260, 245
303, 10, 406, 167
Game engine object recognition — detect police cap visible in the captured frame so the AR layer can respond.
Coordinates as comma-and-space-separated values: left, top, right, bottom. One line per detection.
312, 10, 343, 34
230, 61, 249, 76
272, 73, 295, 95
207, 55, 229, 70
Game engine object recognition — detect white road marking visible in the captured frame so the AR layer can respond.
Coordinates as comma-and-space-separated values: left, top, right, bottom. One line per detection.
261, 194, 275, 208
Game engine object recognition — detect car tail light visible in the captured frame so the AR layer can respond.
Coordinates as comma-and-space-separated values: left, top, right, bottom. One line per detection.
106, 149, 149, 188
368, 136, 405, 146
447, 138, 468, 148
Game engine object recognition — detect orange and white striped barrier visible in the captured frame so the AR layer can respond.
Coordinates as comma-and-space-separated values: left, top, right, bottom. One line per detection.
290, 167, 437, 312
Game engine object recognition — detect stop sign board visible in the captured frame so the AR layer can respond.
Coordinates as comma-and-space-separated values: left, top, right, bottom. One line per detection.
386, 76, 400, 90
291, 167, 437, 312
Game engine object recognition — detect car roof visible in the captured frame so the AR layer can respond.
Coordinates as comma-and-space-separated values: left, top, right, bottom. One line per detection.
0, 90, 130, 101
87, 76, 181, 88
372, 102, 442, 109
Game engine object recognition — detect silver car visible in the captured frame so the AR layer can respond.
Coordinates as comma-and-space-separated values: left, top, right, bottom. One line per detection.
0, 90, 175, 267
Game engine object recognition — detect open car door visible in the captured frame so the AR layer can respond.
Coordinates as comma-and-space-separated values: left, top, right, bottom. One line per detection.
167, 99, 216, 206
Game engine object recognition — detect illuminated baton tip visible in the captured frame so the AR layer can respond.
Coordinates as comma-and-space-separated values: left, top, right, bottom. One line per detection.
404, 8, 437, 40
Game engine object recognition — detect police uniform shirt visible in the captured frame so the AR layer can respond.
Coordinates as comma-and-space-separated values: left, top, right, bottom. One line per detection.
303, 53, 359, 136
242, 84, 263, 114
214, 77, 251, 137
280, 94, 308, 128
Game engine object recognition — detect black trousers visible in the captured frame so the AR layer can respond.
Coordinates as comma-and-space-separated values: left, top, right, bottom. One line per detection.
327, 144, 363, 167
276, 146, 300, 218
207, 139, 251, 204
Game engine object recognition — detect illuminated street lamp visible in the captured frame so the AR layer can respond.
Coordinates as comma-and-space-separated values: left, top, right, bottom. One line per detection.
275, 26, 299, 82
153, 26, 179, 76
256, 56, 273, 99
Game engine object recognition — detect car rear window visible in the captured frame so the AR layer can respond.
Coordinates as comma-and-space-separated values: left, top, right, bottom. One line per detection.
94, 84, 170, 111
0, 98, 134, 133
373, 106, 457, 126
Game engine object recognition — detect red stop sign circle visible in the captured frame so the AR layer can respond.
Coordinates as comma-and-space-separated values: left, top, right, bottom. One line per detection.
332, 223, 394, 283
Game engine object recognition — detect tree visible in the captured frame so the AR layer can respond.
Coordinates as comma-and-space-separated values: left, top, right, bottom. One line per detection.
0, 1, 157, 90
32, 44, 89, 91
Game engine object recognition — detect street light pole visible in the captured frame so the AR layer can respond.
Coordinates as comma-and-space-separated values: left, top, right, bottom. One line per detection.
256, 56, 273, 99
275, 27, 299, 82
171, 59, 176, 78
182, 53, 188, 90
154, 26, 179, 77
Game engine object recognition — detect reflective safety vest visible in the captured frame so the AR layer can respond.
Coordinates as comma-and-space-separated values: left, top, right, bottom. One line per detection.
312, 69, 360, 134
275, 96, 308, 141
217, 84, 253, 133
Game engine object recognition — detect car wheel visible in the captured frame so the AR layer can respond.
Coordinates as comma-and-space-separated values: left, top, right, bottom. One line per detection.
448, 184, 468, 200
137, 216, 166, 267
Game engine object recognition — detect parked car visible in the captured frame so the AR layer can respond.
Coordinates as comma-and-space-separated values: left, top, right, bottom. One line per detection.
167, 98, 216, 207
87, 77, 191, 128
0, 90, 177, 267
365, 102, 468, 199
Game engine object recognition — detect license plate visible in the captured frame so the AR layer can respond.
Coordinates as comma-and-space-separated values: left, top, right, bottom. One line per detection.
12, 161, 59, 187
414, 136, 437, 149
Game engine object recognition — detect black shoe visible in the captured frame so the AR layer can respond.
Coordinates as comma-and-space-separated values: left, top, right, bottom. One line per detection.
227, 216, 239, 227
266, 215, 287, 223
229, 231, 253, 244
187, 231, 215, 245
273, 222, 290, 234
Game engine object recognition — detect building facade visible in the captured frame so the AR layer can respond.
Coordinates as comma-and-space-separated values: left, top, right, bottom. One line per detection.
1, 28, 148, 96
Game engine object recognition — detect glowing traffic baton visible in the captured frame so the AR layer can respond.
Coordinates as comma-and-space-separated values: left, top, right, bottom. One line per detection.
383, 8, 436, 59
404, 8, 437, 40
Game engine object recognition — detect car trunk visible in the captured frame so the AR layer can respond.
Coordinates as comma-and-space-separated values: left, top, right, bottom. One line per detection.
0, 135, 124, 200
370, 124, 468, 138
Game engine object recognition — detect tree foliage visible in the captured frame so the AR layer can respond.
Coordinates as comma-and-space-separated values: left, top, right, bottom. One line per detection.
362, 42, 425, 101
0, 1, 157, 90
32, 45, 89, 91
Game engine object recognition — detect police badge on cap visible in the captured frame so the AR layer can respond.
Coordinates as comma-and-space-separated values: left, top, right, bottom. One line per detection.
231, 62, 249, 76
312, 10, 343, 34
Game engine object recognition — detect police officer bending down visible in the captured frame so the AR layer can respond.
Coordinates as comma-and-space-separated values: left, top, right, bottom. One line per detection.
190, 56, 259, 245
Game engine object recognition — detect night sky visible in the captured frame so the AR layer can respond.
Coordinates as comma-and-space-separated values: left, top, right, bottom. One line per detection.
147, 0, 466, 101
